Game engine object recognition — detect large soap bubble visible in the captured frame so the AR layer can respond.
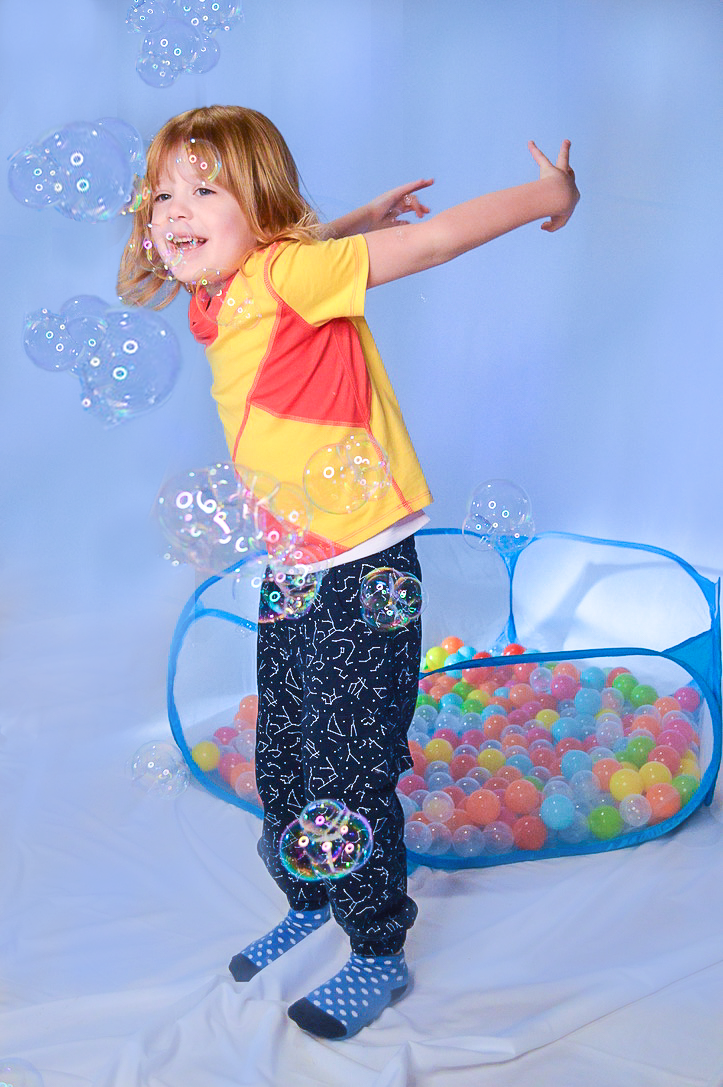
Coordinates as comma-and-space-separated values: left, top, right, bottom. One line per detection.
130, 741, 190, 796
462, 479, 535, 554
359, 566, 426, 632
0, 1059, 44, 1087
23, 297, 181, 426
303, 432, 391, 515
8, 118, 145, 221
129, 1, 235, 81
279, 799, 373, 881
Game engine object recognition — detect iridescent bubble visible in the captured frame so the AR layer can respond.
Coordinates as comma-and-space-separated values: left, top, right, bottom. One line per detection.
0, 1060, 44, 1087
7, 146, 65, 209
185, 30, 221, 72
279, 799, 373, 881
258, 563, 324, 622
462, 479, 535, 554
23, 309, 86, 372
42, 122, 133, 222
143, 17, 202, 69
76, 307, 181, 425
342, 431, 392, 502
130, 741, 190, 796
126, 1, 169, 32
359, 567, 426, 632
95, 116, 145, 172
156, 463, 265, 574
303, 443, 365, 514
182, 136, 221, 182
136, 52, 181, 86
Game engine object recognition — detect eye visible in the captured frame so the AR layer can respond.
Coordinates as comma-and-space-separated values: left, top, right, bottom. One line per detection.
196, 187, 214, 196
153, 192, 171, 203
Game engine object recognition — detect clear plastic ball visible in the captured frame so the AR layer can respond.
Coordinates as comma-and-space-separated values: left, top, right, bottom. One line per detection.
452, 825, 485, 857
404, 820, 433, 853
619, 793, 652, 828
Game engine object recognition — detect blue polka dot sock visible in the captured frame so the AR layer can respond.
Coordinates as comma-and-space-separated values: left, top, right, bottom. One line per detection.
228, 905, 331, 981
287, 951, 409, 1039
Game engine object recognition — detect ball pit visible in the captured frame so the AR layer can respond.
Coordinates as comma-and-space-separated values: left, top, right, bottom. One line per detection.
399, 636, 713, 864
167, 526, 721, 869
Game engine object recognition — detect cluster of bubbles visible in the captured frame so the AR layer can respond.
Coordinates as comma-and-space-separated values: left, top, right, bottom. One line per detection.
129, 741, 190, 796
8, 117, 145, 220
126, 0, 244, 87
156, 463, 317, 573
23, 296, 181, 427
462, 479, 535, 555
0, 1061, 44, 1087
189, 694, 260, 805
279, 799, 374, 881
360, 567, 426, 632
398, 637, 703, 860
303, 432, 392, 515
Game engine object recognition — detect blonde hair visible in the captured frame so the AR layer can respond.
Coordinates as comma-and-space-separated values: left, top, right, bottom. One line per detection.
118, 105, 322, 308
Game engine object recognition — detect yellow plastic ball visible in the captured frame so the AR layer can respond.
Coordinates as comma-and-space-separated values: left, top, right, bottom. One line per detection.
609, 768, 643, 801
477, 747, 506, 773
191, 740, 221, 772
535, 709, 559, 729
424, 738, 454, 763
639, 760, 673, 789
424, 646, 447, 671
679, 757, 701, 780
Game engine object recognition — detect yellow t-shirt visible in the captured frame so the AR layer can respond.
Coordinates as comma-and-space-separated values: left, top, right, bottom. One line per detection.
188, 234, 433, 561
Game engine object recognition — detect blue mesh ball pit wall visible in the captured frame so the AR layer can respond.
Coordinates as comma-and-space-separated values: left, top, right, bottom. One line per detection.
167, 528, 721, 868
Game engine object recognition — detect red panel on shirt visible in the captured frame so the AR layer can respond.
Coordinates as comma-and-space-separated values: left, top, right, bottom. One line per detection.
248, 299, 372, 427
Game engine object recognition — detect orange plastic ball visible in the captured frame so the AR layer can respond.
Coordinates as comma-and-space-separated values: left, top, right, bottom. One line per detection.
483, 714, 508, 741
513, 815, 548, 850
504, 779, 541, 815
552, 662, 580, 681
496, 764, 523, 784
464, 788, 502, 826
592, 757, 621, 790
647, 782, 682, 821
509, 683, 535, 708
654, 696, 680, 717
502, 643, 526, 656
441, 636, 464, 653
445, 809, 474, 833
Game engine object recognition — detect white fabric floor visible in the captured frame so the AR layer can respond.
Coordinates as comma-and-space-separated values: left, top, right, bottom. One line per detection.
2, 604, 723, 1087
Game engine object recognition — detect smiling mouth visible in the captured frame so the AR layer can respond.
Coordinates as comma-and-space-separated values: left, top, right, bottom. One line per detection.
168, 235, 207, 253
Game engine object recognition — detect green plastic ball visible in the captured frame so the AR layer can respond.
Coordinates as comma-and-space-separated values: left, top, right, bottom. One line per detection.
416, 693, 437, 709
588, 804, 624, 840
612, 673, 638, 699
630, 684, 658, 709
626, 735, 656, 768
672, 774, 698, 805
452, 680, 474, 700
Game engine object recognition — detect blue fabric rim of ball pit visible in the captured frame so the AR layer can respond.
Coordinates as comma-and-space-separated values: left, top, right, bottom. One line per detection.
166, 529, 722, 869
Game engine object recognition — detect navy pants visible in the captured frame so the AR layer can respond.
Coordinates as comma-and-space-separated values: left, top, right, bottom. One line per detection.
255, 535, 421, 956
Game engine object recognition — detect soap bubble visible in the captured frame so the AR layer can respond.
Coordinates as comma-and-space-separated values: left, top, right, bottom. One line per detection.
41, 122, 133, 222
182, 136, 222, 181
7, 147, 65, 209
342, 432, 392, 501
156, 463, 266, 574
23, 310, 86, 372
463, 479, 535, 554
95, 116, 146, 173
126, 1, 169, 32
359, 566, 426, 631
136, 52, 181, 86
303, 443, 364, 514
76, 307, 181, 425
258, 564, 324, 623
143, 17, 202, 68
185, 30, 221, 71
130, 741, 190, 796
279, 799, 373, 880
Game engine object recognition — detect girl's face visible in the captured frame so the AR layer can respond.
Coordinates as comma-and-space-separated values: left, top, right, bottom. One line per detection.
149, 150, 256, 286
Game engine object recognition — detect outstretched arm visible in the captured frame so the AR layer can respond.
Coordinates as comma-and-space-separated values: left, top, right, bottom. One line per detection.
365, 140, 579, 288
324, 179, 434, 239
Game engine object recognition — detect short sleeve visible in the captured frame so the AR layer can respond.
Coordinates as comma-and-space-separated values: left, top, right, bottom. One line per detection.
267, 235, 369, 327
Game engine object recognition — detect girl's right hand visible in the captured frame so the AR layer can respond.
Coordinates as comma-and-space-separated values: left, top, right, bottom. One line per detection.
527, 139, 579, 231
364, 178, 435, 232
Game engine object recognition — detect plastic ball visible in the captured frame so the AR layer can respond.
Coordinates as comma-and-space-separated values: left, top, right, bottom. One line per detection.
404, 820, 433, 853
504, 779, 540, 815
671, 774, 698, 805
425, 822, 453, 855
191, 739, 221, 771
588, 804, 624, 840
646, 782, 682, 821
451, 825, 486, 857
630, 683, 658, 708
648, 744, 681, 776
424, 738, 454, 763
560, 749, 592, 779
625, 735, 656, 768
639, 761, 673, 789
618, 793, 652, 827
539, 793, 576, 830
513, 815, 548, 850
609, 768, 643, 801
482, 821, 515, 855
464, 788, 501, 826
674, 686, 700, 713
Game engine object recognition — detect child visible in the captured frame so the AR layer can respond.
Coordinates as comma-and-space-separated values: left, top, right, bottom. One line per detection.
118, 105, 578, 1040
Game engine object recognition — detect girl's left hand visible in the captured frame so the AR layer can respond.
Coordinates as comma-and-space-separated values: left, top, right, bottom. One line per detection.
528, 139, 579, 231
365, 178, 434, 231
